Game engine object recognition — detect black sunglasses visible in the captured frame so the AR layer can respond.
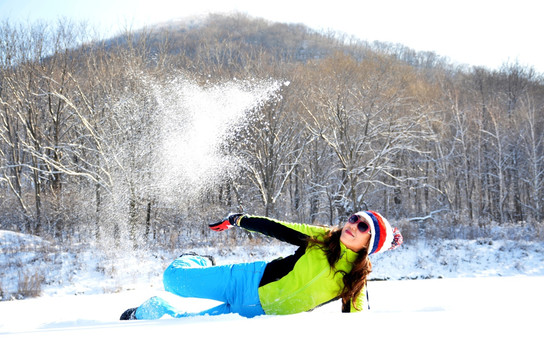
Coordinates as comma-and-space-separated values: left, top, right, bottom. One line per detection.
348, 214, 371, 234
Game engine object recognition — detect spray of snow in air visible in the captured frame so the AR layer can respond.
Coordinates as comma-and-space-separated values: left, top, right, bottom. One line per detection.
150, 76, 282, 201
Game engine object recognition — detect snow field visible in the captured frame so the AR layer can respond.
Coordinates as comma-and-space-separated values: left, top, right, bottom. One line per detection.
1, 230, 543, 358
1, 276, 542, 359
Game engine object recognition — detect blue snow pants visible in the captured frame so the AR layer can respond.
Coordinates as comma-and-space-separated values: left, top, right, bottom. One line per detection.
135, 255, 267, 320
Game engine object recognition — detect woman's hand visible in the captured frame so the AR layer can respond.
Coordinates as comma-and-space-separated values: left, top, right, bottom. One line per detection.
208, 213, 243, 231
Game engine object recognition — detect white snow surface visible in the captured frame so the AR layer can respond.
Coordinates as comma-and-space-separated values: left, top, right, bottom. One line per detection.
1, 230, 543, 359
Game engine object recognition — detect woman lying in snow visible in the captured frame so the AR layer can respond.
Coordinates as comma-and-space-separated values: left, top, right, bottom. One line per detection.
120, 211, 403, 320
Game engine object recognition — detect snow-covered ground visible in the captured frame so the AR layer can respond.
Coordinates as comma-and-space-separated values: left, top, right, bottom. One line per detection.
1, 277, 542, 359
1, 230, 543, 359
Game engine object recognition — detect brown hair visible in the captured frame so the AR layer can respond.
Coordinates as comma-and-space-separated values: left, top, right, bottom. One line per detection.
311, 227, 372, 311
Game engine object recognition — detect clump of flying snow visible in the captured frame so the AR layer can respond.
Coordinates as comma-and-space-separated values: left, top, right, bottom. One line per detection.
151, 76, 283, 200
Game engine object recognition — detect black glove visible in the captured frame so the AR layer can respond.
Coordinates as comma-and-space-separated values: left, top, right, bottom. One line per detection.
208, 213, 243, 232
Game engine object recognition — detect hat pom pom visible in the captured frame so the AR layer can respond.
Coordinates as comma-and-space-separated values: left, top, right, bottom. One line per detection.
388, 227, 403, 251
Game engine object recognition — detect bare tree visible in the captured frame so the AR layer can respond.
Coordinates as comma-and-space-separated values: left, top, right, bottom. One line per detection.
301, 53, 433, 220
517, 94, 544, 221
239, 83, 309, 217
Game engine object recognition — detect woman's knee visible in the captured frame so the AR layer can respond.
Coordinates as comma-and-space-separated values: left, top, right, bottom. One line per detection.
162, 256, 208, 294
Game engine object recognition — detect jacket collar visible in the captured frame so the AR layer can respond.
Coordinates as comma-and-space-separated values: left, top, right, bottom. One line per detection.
340, 242, 360, 263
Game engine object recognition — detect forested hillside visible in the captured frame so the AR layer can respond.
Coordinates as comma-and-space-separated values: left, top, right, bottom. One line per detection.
1, 13, 542, 251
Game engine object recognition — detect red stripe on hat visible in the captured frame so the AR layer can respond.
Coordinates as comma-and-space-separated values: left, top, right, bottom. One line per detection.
368, 210, 386, 253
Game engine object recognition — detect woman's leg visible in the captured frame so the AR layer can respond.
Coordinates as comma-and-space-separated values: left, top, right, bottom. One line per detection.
133, 255, 267, 319
162, 255, 234, 301
163, 255, 267, 318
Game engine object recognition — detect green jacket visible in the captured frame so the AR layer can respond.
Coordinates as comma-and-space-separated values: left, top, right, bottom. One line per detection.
238, 215, 366, 315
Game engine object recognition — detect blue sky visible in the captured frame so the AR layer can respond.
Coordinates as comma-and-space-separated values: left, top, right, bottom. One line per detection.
1, 0, 542, 73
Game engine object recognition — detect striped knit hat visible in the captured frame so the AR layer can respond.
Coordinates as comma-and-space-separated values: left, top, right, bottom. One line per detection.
355, 211, 403, 255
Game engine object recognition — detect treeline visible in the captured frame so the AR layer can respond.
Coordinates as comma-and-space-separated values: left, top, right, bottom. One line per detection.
1, 14, 542, 250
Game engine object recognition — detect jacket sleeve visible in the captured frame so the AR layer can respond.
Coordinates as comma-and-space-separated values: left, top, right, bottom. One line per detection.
237, 215, 330, 247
